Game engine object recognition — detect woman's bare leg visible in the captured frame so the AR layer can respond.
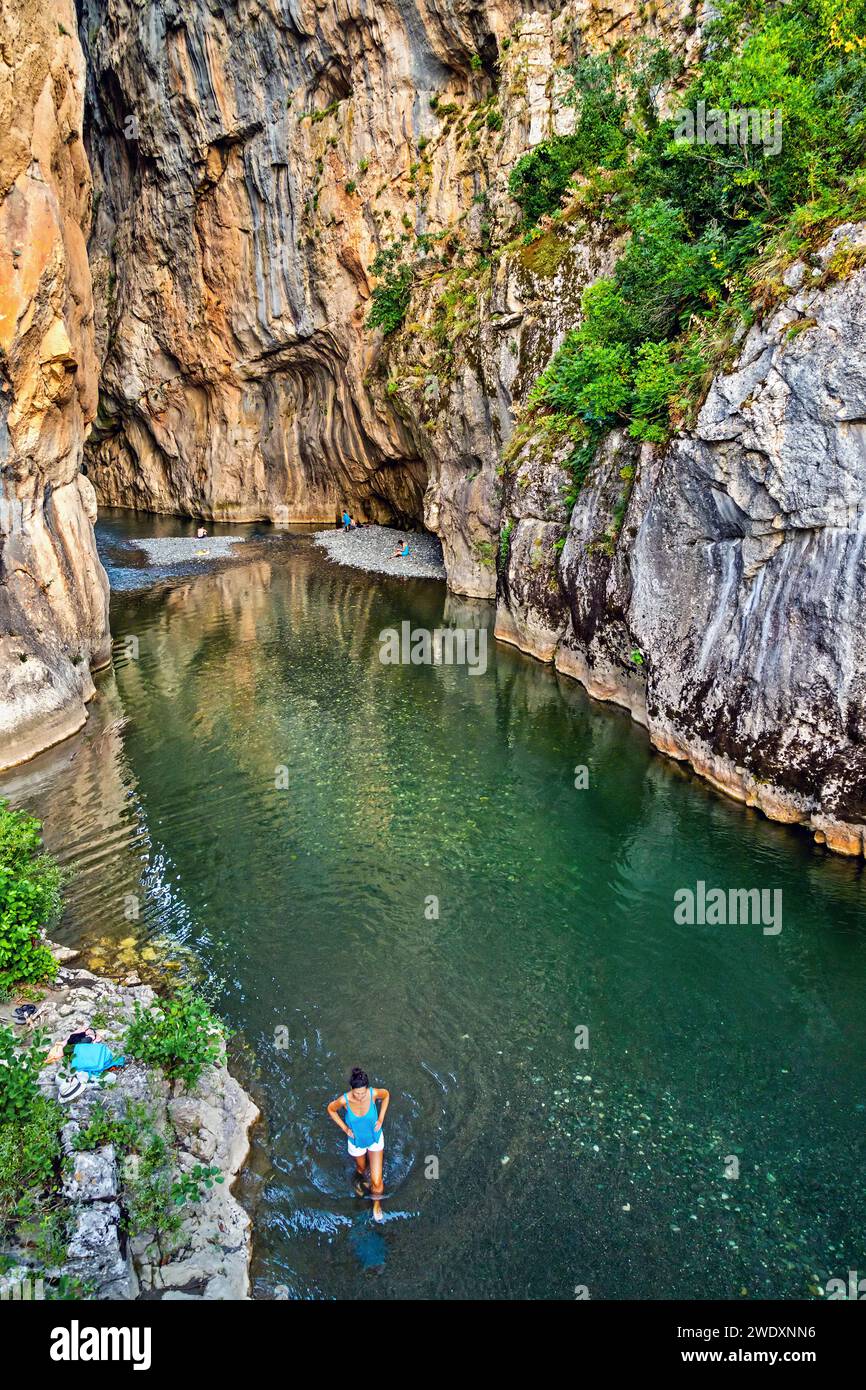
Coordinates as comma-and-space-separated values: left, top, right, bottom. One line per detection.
368, 1147, 384, 1221
353, 1153, 367, 1195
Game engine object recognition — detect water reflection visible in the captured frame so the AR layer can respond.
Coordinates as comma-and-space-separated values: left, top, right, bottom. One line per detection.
2, 522, 865, 1300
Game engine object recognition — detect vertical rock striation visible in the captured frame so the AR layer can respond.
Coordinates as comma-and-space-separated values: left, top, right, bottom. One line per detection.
79, 0, 525, 530
0, 0, 110, 770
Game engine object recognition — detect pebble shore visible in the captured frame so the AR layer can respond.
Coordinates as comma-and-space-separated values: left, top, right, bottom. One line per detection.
314, 524, 446, 580
128, 535, 247, 563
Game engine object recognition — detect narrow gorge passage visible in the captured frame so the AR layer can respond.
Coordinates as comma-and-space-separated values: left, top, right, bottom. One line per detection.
1, 0, 866, 1335
2, 515, 865, 1301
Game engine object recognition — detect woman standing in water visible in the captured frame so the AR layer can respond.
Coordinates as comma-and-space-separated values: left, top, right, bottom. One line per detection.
328, 1068, 390, 1222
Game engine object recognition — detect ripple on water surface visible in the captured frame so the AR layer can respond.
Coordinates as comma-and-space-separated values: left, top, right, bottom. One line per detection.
2, 515, 866, 1299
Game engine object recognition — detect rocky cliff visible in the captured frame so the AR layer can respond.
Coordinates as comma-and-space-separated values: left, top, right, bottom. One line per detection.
79, 0, 530, 537
0, 0, 110, 770
496, 222, 866, 856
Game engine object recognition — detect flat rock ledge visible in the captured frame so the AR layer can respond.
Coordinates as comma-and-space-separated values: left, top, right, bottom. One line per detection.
314, 524, 446, 581
1, 947, 259, 1301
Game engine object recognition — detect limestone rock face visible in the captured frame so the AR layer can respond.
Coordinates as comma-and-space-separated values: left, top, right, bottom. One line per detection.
0, 0, 110, 770
496, 225, 866, 853
79, 0, 526, 534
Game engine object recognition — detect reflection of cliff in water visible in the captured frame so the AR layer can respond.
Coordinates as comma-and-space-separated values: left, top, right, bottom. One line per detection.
5, 537, 866, 1049
3, 531, 866, 1300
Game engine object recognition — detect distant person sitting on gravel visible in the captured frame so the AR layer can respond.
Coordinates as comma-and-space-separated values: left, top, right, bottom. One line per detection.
391, 537, 410, 559
196, 524, 207, 538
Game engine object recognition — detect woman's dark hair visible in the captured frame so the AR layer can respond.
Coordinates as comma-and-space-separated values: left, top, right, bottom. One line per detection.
350, 1066, 369, 1089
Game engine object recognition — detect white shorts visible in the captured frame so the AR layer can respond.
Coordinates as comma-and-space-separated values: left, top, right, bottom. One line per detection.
348, 1133, 384, 1158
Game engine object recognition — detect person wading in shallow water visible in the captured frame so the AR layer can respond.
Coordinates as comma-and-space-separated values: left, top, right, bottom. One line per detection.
327, 1067, 390, 1222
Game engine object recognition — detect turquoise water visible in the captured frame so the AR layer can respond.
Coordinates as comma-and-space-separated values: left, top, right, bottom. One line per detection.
3, 511, 865, 1300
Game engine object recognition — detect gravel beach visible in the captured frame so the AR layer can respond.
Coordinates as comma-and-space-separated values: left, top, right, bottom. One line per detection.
128, 535, 247, 564
315, 524, 446, 580
98, 532, 254, 590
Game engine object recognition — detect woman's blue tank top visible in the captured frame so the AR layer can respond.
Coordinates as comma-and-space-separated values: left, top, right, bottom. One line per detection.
345, 1088, 378, 1146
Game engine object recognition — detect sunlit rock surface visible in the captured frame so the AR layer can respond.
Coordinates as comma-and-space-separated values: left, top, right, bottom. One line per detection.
79, 0, 528, 537
0, 0, 110, 769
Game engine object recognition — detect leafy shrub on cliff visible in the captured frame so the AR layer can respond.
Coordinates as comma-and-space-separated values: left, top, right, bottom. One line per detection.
509, 56, 629, 226
498, 518, 514, 570
122, 1128, 183, 1241
0, 1025, 49, 1124
630, 339, 708, 442
0, 1091, 63, 1224
0, 800, 61, 992
0, 1031, 68, 1270
171, 1164, 224, 1206
531, 337, 633, 424
527, 0, 866, 454
71, 1099, 140, 1152
366, 242, 414, 335
530, 201, 721, 437
125, 987, 226, 1090
509, 136, 596, 228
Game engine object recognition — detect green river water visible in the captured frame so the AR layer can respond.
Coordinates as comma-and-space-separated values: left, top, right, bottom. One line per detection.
2, 511, 864, 1300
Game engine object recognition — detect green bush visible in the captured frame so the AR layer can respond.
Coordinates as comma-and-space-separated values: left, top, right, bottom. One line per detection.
71, 1100, 140, 1153
610, 201, 727, 340
532, 336, 633, 424
510, 135, 602, 228
124, 988, 225, 1090
122, 1130, 182, 1240
0, 1093, 62, 1223
508, 56, 629, 226
366, 243, 415, 335
524, 0, 866, 457
171, 1164, 224, 1206
498, 518, 514, 570
630, 337, 708, 442
0, 800, 61, 992
0, 1025, 49, 1124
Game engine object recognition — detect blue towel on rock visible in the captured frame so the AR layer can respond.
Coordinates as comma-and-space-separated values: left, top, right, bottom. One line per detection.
71, 1042, 125, 1075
